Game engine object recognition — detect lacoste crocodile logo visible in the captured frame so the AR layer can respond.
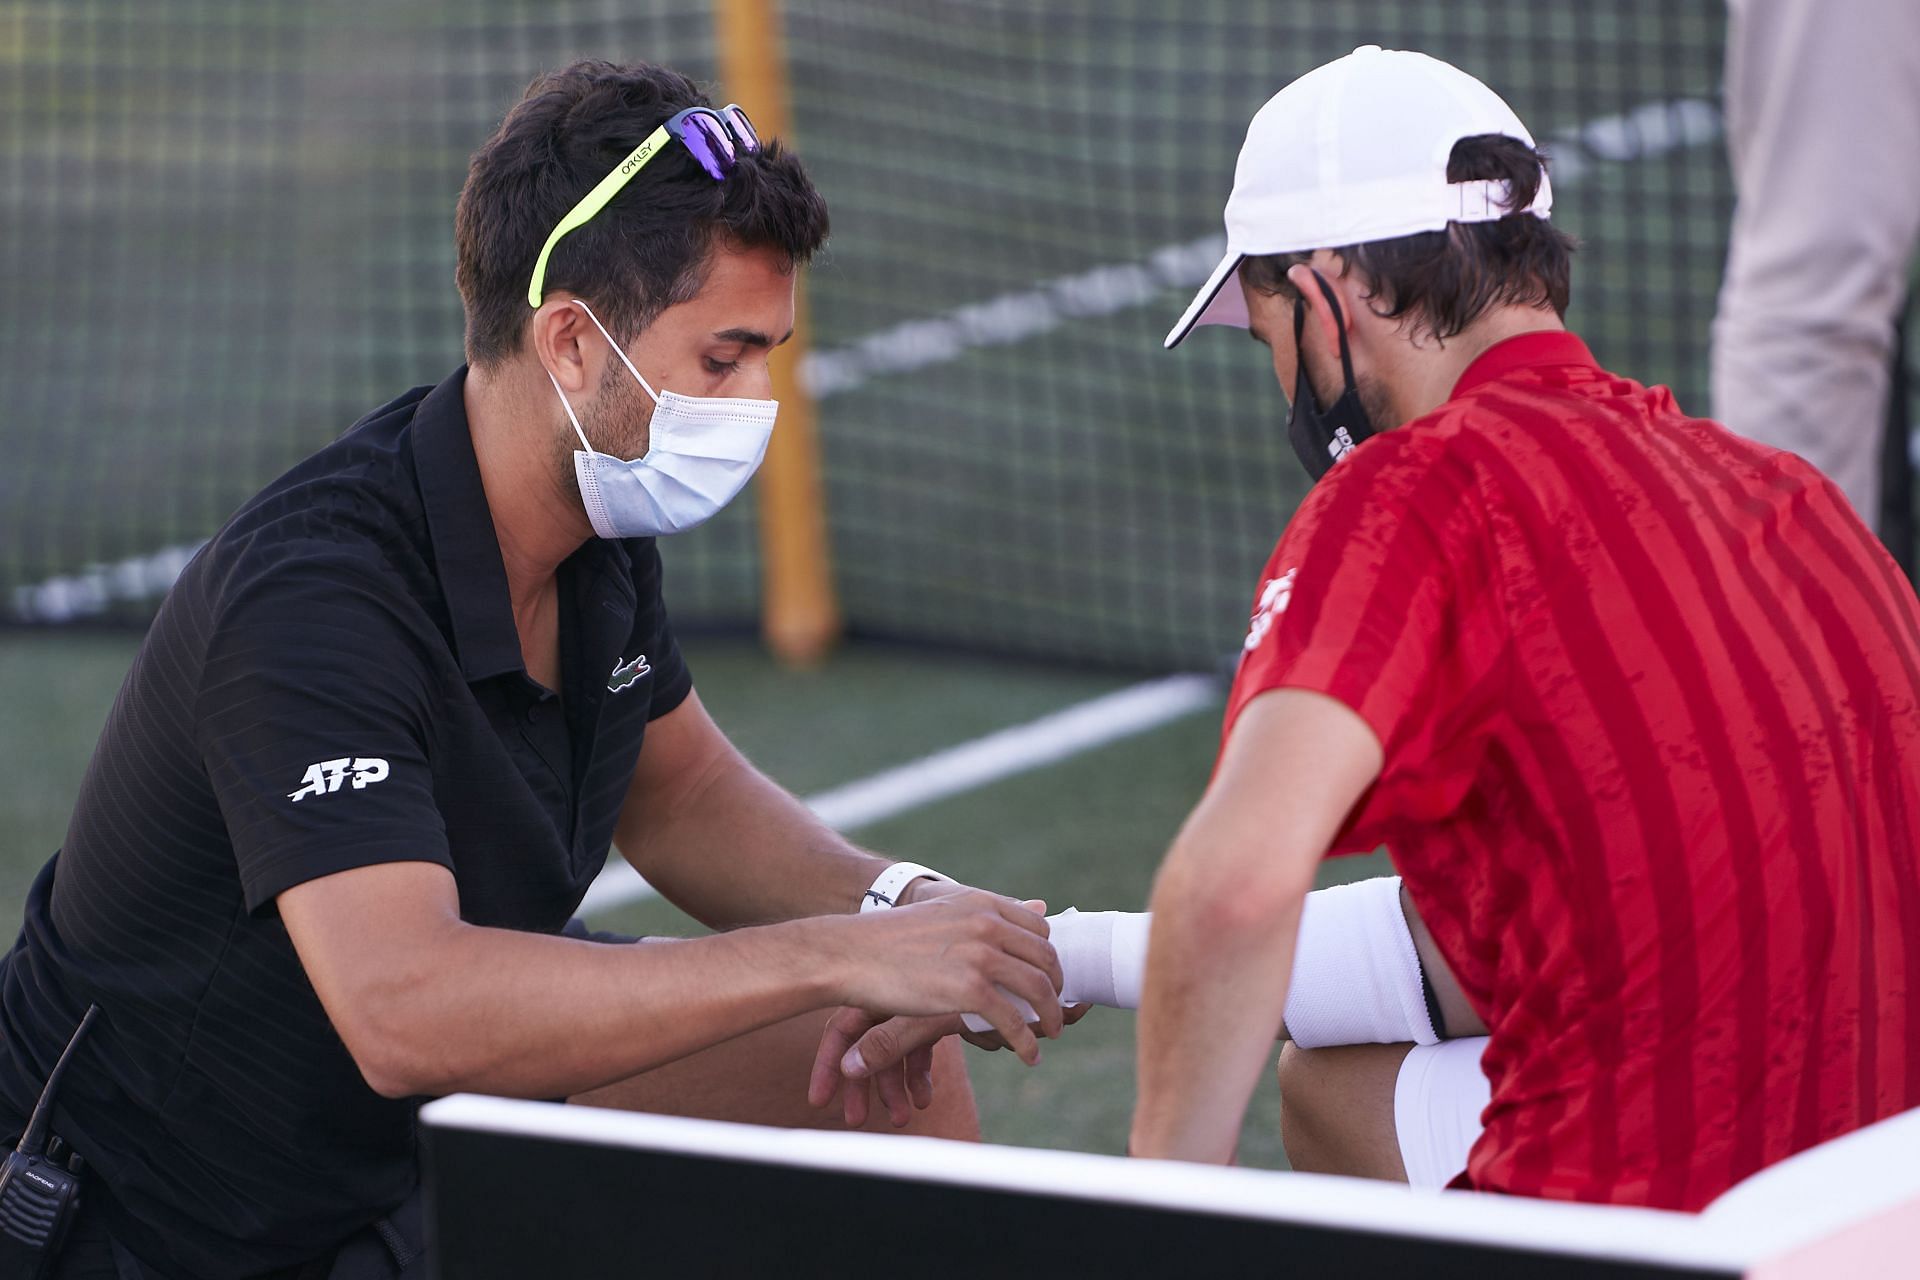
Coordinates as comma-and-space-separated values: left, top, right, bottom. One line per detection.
608, 654, 652, 693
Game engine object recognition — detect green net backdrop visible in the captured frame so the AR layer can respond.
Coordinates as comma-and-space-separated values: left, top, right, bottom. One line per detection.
3, 1, 1745, 669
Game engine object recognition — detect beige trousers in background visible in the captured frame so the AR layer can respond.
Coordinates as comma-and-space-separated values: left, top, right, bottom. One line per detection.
1711, 0, 1920, 523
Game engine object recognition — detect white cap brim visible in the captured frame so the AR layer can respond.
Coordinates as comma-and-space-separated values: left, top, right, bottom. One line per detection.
1163, 249, 1248, 350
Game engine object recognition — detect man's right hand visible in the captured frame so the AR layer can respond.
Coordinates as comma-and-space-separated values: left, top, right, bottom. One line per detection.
816, 891, 1065, 1062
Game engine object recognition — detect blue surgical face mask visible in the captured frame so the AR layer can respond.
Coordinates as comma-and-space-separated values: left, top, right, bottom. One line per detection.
546, 299, 778, 539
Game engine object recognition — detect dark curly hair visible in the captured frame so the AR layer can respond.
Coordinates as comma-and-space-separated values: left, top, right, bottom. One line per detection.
455, 59, 830, 367
1240, 134, 1574, 342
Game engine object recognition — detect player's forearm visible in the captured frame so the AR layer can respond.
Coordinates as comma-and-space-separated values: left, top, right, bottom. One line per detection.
619, 753, 886, 927
354, 915, 851, 1100
1131, 840, 1315, 1163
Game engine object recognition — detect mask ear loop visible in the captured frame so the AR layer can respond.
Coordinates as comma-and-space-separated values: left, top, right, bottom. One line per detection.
1307, 269, 1359, 390
1290, 294, 1317, 410
569, 298, 664, 404
545, 367, 597, 454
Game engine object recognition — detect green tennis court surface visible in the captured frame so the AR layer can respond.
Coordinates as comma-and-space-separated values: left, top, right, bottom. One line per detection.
0, 630, 1391, 1167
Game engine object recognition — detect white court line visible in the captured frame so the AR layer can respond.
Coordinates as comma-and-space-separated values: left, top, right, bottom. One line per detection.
8, 95, 1727, 624
576, 672, 1221, 917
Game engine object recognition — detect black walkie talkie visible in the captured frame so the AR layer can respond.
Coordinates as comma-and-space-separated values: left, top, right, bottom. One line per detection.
0, 1004, 99, 1277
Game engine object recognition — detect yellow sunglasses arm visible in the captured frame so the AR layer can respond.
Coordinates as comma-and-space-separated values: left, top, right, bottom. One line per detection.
525, 123, 672, 308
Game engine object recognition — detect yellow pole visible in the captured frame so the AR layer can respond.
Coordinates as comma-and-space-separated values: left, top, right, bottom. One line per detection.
716, 0, 842, 667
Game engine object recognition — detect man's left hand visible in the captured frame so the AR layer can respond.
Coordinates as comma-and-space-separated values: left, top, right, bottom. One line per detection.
806, 1006, 956, 1128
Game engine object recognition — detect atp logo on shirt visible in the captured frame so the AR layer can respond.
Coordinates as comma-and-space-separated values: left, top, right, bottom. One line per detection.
288, 757, 390, 802
1243, 567, 1297, 653
608, 653, 652, 693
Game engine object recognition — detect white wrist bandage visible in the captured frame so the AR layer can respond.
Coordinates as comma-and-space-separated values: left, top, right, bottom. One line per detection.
961, 908, 1146, 1034
957, 878, 1436, 1048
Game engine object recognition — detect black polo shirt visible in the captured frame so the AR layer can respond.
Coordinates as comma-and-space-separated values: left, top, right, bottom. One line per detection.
0, 367, 691, 1278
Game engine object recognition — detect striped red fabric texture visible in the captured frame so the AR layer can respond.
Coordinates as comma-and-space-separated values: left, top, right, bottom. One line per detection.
1227, 331, 1920, 1210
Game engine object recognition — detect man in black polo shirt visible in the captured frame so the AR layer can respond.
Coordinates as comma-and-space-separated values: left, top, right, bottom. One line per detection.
0, 60, 1065, 1279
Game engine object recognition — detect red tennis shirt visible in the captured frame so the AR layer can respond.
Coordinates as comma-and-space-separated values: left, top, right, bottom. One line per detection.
1227, 330, 1920, 1210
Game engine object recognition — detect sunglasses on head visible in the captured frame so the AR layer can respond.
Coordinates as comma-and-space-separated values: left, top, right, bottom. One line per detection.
526, 103, 762, 308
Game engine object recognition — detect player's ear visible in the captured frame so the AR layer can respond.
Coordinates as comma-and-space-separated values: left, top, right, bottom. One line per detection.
528, 295, 595, 394
1285, 261, 1349, 359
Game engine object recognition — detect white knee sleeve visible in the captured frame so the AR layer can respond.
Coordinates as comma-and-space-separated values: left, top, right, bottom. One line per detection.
1283, 876, 1438, 1048
959, 878, 1435, 1048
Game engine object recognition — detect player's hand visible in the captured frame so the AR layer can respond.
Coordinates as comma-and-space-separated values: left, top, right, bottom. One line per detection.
956, 999, 1095, 1053
806, 999, 1095, 1129
899, 891, 1094, 1055
898, 887, 1093, 1052
806, 1007, 957, 1128
820, 893, 1064, 1062
898, 890, 1098, 1051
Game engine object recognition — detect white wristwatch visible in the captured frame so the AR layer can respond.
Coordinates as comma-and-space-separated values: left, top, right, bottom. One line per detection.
859, 862, 950, 913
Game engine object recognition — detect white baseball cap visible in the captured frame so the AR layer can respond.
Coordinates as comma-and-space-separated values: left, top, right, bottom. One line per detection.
1164, 45, 1552, 350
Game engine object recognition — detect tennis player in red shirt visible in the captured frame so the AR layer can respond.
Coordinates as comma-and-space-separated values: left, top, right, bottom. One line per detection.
1133, 46, 1920, 1210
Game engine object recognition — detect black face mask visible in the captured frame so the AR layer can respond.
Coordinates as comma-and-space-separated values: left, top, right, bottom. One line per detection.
1287, 270, 1376, 483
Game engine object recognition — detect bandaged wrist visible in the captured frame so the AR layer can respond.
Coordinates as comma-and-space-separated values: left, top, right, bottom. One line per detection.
955, 877, 1437, 1049
960, 908, 1147, 1034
